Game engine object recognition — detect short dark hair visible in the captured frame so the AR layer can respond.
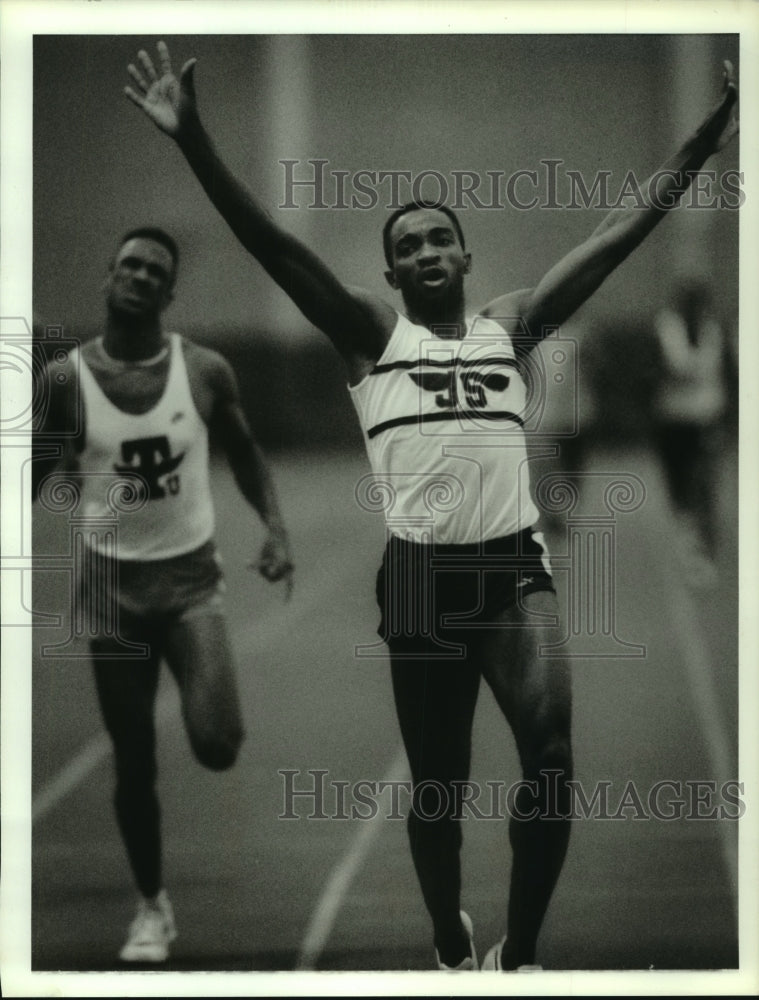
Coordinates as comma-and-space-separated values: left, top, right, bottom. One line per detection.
117, 226, 179, 283
382, 200, 466, 268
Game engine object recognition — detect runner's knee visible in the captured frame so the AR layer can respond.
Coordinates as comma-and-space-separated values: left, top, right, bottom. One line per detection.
512, 733, 573, 824
522, 730, 573, 781
190, 723, 245, 771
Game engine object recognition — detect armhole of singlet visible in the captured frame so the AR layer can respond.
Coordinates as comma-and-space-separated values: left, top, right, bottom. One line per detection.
154, 333, 185, 411
176, 334, 218, 428
75, 344, 96, 394
466, 314, 512, 341
347, 311, 405, 394
174, 333, 195, 410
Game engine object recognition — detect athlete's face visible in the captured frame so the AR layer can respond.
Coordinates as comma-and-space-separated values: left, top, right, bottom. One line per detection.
106, 238, 175, 319
384, 209, 471, 303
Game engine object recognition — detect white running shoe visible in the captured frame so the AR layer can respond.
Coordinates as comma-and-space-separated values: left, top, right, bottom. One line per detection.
435, 910, 479, 971
481, 935, 542, 972
119, 889, 177, 963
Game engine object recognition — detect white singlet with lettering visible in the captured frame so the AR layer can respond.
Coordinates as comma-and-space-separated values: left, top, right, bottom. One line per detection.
75, 334, 215, 559
349, 312, 540, 544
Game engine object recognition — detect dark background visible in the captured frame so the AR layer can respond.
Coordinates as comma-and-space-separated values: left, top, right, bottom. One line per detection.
33, 33, 740, 449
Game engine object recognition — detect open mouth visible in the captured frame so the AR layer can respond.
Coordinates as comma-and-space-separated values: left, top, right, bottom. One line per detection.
419, 267, 447, 287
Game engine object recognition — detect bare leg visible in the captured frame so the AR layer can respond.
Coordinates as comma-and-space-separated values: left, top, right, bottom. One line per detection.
390, 649, 481, 966
93, 601, 243, 902
92, 634, 163, 898
162, 606, 245, 771
477, 588, 573, 969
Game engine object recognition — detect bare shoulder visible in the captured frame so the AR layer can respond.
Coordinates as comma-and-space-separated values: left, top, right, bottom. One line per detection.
479, 288, 534, 334
180, 337, 241, 426
181, 337, 237, 393
44, 346, 81, 405
47, 347, 81, 382
340, 286, 399, 383
36, 349, 81, 437
345, 285, 398, 340
79, 338, 99, 364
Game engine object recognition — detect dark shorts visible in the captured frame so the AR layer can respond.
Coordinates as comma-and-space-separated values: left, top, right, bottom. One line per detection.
77, 538, 226, 639
376, 527, 555, 659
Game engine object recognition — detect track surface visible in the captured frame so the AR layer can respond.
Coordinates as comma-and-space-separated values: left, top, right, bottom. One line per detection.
30, 443, 739, 974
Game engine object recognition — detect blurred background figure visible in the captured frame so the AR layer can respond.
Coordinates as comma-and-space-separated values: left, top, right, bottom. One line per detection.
653, 280, 730, 581
537, 282, 734, 589
533, 316, 660, 543
27, 29, 742, 975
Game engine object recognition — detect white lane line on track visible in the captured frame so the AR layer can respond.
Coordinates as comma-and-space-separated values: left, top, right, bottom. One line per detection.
597, 447, 738, 897
32, 690, 178, 825
31, 555, 365, 827
666, 555, 739, 897
32, 730, 112, 824
614, 452, 739, 903
296, 745, 410, 971
645, 450, 739, 899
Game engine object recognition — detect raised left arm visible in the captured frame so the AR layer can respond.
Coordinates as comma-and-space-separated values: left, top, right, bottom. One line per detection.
483, 60, 739, 341
208, 356, 294, 598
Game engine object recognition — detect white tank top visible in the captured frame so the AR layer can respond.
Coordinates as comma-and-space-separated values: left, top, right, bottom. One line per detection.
75, 334, 215, 559
349, 313, 540, 544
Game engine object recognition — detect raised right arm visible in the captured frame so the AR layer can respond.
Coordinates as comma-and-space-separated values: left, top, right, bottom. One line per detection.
125, 42, 396, 378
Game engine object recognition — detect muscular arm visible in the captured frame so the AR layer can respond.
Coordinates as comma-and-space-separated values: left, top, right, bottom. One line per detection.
205, 351, 294, 592
483, 61, 739, 342
125, 43, 396, 379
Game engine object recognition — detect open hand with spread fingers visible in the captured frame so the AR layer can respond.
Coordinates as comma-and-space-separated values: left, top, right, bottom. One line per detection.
124, 40, 199, 140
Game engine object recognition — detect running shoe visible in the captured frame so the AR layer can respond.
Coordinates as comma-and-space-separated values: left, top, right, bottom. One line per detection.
481, 935, 542, 971
435, 910, 478, 971
119, 889, 177, 962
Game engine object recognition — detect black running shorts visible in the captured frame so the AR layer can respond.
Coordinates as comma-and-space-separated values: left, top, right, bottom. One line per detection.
376, 526, 555, 658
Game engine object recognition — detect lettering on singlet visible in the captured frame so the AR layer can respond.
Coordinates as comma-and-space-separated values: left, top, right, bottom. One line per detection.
366, 356, 524, 440
114, 435, 186, 499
